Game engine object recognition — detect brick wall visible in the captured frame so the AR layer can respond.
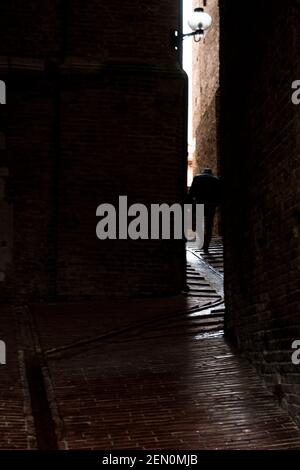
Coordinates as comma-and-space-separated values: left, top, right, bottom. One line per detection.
0, 74, 12, 301
8, 74, 58, 300
56, 67, 187, 299
0, 1, 188, 301
220, 0, 300, 425
192, 0, 220, 176
0, 1, 180, 63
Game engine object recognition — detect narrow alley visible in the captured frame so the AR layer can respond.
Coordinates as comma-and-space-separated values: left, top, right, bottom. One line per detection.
1, 240, 299, 450
0, 0, 300, 456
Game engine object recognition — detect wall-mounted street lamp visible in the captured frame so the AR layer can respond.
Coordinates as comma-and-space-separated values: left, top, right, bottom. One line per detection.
171, 7, 212, 50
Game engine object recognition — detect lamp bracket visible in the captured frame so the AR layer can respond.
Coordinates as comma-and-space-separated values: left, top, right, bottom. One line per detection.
171, 29, 204, 50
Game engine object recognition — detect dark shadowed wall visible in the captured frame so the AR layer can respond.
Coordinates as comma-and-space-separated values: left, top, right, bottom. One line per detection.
220, 0, 300, 425
0, 1, 187, 301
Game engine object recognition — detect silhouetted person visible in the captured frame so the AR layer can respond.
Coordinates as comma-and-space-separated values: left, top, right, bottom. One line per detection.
189, 169, 221, 254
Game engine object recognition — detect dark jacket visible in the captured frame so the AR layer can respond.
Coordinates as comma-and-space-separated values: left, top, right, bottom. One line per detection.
188, 174, 221, 205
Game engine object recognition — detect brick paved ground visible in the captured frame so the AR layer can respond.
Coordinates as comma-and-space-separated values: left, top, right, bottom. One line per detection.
27, 241, 300, 450
1, 240, 300, 449
48, 335, 300, 450
188, 237, 224, 276
0, 306, 36, 449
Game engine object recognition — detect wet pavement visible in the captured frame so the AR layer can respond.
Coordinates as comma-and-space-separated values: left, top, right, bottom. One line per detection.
1, 239, 300, 449
0, 306, 36, 449
47, 335, 300, 450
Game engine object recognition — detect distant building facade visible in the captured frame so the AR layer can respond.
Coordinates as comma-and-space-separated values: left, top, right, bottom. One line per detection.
192, 0, 220, 176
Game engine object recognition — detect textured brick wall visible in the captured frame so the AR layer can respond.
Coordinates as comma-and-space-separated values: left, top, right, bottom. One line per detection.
0, 75, 12, 300
0, 1, 187, 300
8, 75, 58, 300
0, 0, 180, 63
192, 0, 220, 176
220, 0, 300, 425
56, 67, 186, 299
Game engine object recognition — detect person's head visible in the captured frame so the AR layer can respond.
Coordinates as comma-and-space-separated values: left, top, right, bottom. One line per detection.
201, 168, 213, 176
